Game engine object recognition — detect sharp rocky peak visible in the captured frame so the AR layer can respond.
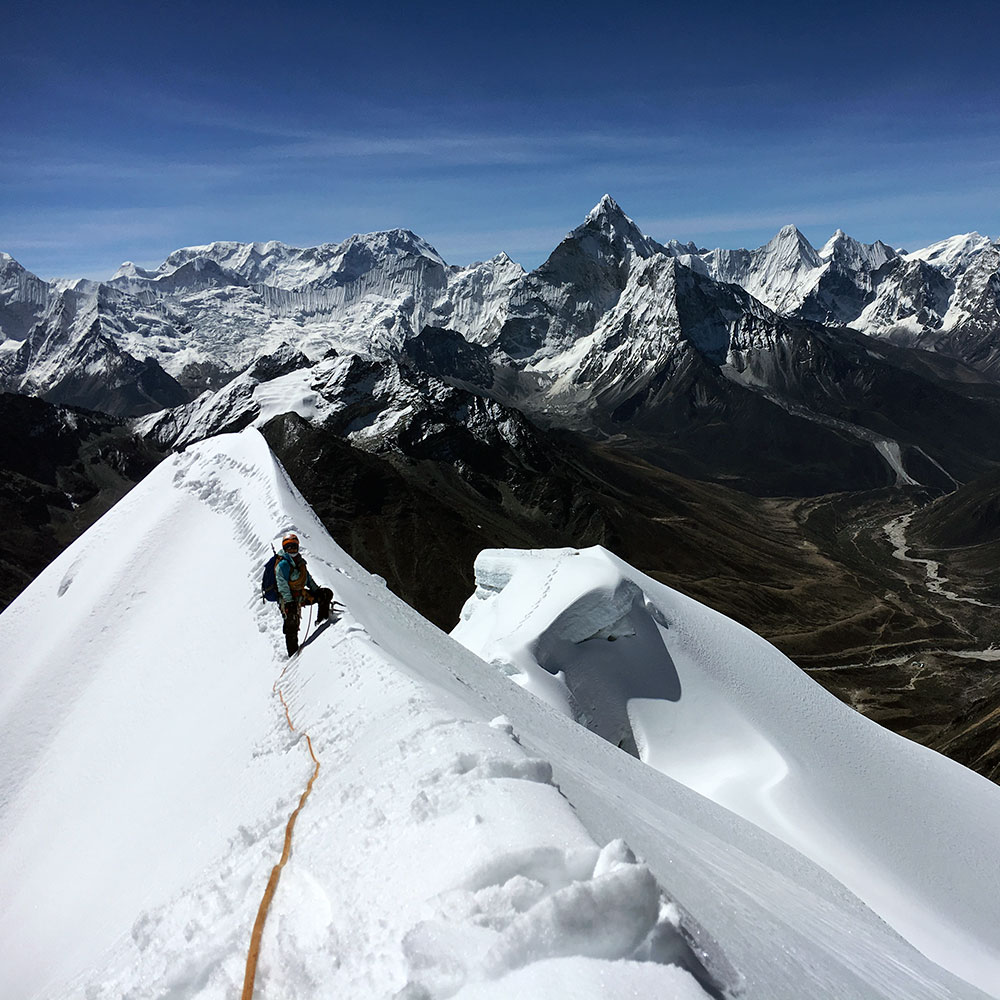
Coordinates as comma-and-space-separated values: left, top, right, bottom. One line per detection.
571, 195, 663, 261
760, 225, 823, 269
585, 194, 627, 223
819, 229, 897, 270
0, 252, 41, 280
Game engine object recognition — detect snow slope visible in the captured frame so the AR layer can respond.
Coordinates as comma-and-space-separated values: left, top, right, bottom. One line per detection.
452, 548, 1000, 995
0, 431, 995, 1000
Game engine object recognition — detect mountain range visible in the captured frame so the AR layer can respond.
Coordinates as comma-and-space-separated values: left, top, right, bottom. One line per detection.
4, 196, 1000, 413
3, 198, 1000, 784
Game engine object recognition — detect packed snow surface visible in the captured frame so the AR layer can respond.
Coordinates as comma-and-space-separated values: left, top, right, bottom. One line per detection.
0, 430, 997, 1000
453, 548, 1000, 995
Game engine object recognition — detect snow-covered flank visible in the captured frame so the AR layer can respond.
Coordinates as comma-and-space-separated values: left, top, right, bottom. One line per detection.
905, 232, 997, 277
5, 201, 1000, 411
818, 229, 896, 272
453, 546, 1000, 997
137, 348, 535, 459
850, 233, 1000, 370
705, 225, 826, 314
0, 231, 522, 409
106, 231, 521, 371
0, 430, 991, 1000
0, 251, 53, 342
435, 252, 524, 346
0, 432, 698, 1000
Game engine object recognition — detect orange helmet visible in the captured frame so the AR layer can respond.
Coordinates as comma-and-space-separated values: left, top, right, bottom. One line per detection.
281, 532, 300, 552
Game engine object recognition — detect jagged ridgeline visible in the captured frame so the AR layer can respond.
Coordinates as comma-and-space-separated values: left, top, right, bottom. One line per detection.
2, 198, 1000, 781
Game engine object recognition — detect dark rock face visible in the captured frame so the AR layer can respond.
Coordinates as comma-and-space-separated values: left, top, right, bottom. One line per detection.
571, 313, 1000, 498
399, 327, 495, 390
246, 343, 312, 383
931, 696, 1000, 783
37, 350, 190, 416
603, 342, 895, 496
496, 197, 663, 360
177, 359, 235, 394
259, 411, 840, 637
0, 394, 165, 611
911, 469, 1000, 549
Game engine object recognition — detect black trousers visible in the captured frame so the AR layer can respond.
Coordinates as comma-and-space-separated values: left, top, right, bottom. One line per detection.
281, 587, 334, 654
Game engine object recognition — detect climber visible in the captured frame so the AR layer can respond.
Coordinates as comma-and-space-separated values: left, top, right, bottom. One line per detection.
276, 532, 333, 655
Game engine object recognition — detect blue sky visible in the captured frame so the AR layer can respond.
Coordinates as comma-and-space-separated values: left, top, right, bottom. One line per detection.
5, 0, 1000, 279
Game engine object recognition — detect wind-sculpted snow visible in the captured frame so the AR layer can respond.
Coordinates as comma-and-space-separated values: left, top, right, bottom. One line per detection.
1, 429, 993, 999
453, 546, 1000, 996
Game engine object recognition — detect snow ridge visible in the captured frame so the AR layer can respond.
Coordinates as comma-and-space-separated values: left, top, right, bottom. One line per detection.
1, 431, 994, 999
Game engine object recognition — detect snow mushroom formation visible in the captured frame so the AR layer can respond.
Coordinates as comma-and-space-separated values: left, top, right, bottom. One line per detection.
453, 546, 1000, 992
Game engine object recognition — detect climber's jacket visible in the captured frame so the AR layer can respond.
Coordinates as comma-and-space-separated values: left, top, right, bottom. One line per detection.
276, 551, 318, 605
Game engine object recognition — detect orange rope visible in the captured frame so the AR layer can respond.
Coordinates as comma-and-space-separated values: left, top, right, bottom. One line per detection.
241, 686, 320, 1000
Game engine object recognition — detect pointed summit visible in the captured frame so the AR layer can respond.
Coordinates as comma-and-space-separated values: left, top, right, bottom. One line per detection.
0, 251, 42, 281
571, 196, 663, 263
499, 198, 665, 360
763, 225, 822, 270
0, 252, 54, 341
818, 229, 896, 271
585, 193, 626, 223
705, 225, 828, 313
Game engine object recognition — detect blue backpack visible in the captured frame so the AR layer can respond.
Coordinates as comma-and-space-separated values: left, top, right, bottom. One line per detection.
261, 553, 282, 603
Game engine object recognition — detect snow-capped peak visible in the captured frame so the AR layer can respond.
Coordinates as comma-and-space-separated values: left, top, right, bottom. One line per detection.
112, 261, 161, 281
763, 225, 823, 270
490, 250, 521, 268
335, 228, 448, 268
701, 224, 826, 313
905, 231, 997, 274
818, 229, 896, 271
0, 251, 40, 280
136, 230, 449, 290
571, 195, 663, 261
585, 193, 626, 224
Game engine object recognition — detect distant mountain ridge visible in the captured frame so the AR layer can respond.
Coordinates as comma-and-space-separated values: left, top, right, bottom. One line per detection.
4, 196, 1000, 495
3, 197, 998, 408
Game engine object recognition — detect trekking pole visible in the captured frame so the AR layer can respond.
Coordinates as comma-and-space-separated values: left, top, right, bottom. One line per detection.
304, 603, 314, 643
